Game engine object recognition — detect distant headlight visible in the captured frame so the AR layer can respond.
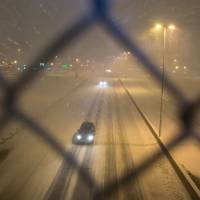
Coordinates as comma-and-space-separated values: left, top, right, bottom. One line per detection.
77, 134, 82, 140
98, 81, 108, 88
87, 135, 94, 141
106, 69, 112, 73
99, 81, 104, 86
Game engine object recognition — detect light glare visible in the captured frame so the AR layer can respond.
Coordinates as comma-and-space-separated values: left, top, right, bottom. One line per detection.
155, 24, 163, 30
77, 135, 82, 140
88, 135, 94, 141
106, 69, 112, 73
168, 24, 175, 30
98, 81, 108, 88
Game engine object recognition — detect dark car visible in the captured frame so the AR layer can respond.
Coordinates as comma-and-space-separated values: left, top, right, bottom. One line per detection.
72, 121, 95, 145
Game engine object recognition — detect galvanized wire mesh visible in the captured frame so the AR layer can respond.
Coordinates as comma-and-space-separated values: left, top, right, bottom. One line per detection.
0, 0, 199, 198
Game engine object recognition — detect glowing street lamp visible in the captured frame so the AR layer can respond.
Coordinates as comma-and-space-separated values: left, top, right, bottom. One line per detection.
175, 66, 179, 70
13, 60, 18, 64
154, 23, 176, 31
168, 24, 176, 30
155, 23, 162, 30
74, 58, 80, 78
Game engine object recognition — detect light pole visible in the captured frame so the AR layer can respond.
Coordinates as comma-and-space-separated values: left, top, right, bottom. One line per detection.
154, 23, 175, 137
74, 58, 79, 78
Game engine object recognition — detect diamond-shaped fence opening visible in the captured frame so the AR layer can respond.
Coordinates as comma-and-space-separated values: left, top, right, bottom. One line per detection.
0, 0, 199, 199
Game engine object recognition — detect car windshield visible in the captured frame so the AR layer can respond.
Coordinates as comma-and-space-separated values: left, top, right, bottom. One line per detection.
80, 122, 94, 133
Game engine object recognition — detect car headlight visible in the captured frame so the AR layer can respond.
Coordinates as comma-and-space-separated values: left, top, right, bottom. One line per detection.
99, 81, 108, 88
99, 81, 104, 86
87, 135, 94, 141
103, 81, 107, 86
77, 134, 82, 140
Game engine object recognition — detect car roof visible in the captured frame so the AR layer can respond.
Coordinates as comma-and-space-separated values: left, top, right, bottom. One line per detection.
80, 121, 95, 130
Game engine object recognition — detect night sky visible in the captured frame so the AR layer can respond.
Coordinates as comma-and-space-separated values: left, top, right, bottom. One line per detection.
0, 0, 200, 69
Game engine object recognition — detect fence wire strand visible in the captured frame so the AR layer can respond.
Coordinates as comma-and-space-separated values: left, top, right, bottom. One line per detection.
0, 0, 199, 198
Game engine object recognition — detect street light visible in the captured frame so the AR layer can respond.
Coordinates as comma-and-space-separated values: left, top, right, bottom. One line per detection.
155, 24, 162, 30
13, 60, 18, 64
175, 65, 179, 70
168, 24, 176, 30
74, 58, 80, 78
153, 23, 176, 137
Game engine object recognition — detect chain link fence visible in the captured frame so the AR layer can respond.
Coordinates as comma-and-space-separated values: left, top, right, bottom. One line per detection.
0, 0, 199, 198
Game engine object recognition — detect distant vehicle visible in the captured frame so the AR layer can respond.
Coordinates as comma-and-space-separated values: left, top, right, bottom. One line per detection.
72, 121, 95, 145
98, 81, 108, 88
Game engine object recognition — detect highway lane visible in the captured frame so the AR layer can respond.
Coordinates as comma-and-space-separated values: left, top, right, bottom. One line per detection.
0, 75, 94, 199
0, 72, 88, 145
120, 76, 200, 192
0, 76, 193, 199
